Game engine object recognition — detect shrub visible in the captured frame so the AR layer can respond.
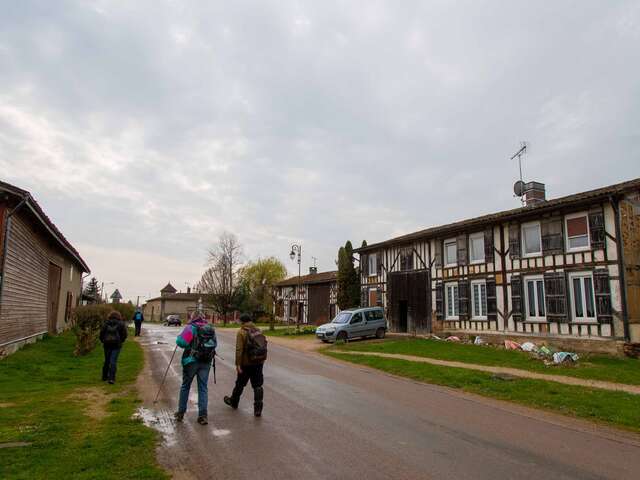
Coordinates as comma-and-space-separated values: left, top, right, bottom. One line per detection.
71, 303, 135, 356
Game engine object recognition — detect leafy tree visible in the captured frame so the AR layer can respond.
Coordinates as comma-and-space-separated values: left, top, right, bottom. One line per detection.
83, 277, 100, 304
361, 240, 368, 249
239, 257, 287, 327
337, 242, 361, 309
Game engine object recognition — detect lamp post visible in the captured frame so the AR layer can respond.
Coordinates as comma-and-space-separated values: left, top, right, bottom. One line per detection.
289, 244, 302, 332
101, 281, 114, 303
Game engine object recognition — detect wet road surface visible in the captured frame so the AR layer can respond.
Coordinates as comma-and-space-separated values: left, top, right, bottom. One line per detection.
137, 324, 640, 480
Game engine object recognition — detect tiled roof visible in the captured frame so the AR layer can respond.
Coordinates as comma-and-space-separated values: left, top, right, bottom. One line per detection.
275, 270, 338, 287
0, 180, 90, 272
160, 282, 177, 293
356, 177, 640, 253
146, 292, 204, 303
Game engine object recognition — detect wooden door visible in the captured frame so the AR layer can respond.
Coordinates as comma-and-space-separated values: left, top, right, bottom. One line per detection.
47, 263, 62, 334
388, 270, 430, 334
308, 284, 330, 325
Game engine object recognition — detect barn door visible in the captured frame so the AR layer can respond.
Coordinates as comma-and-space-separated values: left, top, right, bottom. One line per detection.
47, 263, 62, 334
308, 284, 330, 325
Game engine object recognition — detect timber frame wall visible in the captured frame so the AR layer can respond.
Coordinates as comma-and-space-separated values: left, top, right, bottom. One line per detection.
357, 179, 640, 344
274, 279, 339, 325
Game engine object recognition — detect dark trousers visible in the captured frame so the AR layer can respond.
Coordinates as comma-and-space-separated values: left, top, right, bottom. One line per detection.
230, 363, 264, 408
134, 321, 142, 336
102, 346, 121, 381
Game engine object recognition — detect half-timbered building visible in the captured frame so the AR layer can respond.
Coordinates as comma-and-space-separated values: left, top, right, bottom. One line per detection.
356, 178, 640, 352
274, 269, 339, 325
0, 180, 90, 356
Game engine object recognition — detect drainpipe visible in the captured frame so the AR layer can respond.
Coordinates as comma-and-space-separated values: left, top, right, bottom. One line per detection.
0, 193, 31, 308
610, 195, 631, 343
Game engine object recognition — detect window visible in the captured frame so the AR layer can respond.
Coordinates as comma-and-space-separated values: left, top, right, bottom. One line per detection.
565, 212, 590, 251
469, 232, 485, 263
471, 280, 487, 319
400, 248, 413, 271
368, 254, 377, 277
524, 276, 546, 321
69, 265, 74, 282
569, 273, 596, 322
444, 239, 457, 266
445, 283, 459, 319
522, 221, 542, 256
350, 312, 363, 324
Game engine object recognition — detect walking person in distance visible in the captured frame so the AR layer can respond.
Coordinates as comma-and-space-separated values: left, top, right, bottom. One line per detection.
99, 310, 128, 384
132, 307, 144, 336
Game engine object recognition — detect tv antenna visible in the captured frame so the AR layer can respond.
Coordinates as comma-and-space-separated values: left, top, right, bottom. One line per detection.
311, 256, 318, 267
511, 141, 528, 205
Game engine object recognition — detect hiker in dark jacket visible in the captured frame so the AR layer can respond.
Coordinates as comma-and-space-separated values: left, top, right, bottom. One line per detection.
174, 313, 217, 425
99, 311, 128, 384
224, 313, 267, 417
132, 308, 144, 336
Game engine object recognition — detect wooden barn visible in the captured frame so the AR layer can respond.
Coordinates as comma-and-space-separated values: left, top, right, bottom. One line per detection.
0, 181, 90, 356
356, 178, 640, 352
274, 269, 339, 325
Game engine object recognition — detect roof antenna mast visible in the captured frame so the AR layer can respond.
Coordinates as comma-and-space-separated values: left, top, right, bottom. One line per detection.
511, 141, 528, 206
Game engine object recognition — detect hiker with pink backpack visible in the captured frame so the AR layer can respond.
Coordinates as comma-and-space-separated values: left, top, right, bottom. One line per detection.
224, 313, 268, 417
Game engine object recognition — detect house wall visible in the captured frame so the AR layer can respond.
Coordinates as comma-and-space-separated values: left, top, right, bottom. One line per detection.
360, 197, 633, 346
0, 211, 82, 353
143, 297, 201, 322
274, 282, 339, 324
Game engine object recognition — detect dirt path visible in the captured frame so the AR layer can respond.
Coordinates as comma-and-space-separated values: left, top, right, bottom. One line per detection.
338, 351, 640, 395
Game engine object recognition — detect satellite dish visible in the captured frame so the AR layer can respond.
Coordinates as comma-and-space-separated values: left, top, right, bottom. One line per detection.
513, 180, 525, 197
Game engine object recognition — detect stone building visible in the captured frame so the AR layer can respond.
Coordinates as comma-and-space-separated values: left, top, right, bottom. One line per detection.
143, 282, 206, 322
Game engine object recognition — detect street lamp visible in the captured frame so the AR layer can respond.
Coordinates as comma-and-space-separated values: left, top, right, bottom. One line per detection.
101, 281, 115, 303
289, 244, 302, 331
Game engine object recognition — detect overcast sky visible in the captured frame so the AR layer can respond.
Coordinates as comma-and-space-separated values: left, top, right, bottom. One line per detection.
1, 1, 639, 302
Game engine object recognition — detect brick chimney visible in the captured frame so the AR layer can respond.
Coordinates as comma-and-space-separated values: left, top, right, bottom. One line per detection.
309, 266, 318, 274
523, 181, 546, 206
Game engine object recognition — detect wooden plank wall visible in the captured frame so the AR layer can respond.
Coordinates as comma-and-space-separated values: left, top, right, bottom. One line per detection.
0, 214, 49, 343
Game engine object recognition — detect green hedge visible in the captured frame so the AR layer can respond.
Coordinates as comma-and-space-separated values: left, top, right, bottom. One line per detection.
71, 303, 135, 356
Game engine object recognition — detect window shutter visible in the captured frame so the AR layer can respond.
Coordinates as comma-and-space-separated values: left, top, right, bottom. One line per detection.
510, 275, 523, 322
361, 254, 369, 276
435, 282, 444, 320
593, 269, 612, 324
589, 210, 605, 250
407, 249, 414, 270
376, 287, 383, 307
509, 222, 521, 259
361, 288, 367, 307
434, 241, 442, 268
544, 272, 569, 322
458, 279, 469, 320
400, 250, 406, 271
457, 234, 468, 266
484, 227, 494, 263
486, 278, 497, 320
376, 252, 383, 275
541, 216, 563, 255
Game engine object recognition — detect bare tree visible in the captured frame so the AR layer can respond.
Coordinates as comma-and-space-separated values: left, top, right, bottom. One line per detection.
197, 232, 244, 324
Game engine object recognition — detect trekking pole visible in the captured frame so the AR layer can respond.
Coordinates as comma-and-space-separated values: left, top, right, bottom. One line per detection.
153, 345, 178, 404
212, 356, 217, 384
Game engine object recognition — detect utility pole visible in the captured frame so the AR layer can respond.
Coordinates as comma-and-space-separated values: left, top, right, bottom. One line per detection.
289, 244, 302, 332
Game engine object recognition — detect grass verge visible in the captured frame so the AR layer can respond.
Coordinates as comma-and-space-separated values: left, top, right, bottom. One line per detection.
325, 351, 640, 433
263, 326, 317, 338
0, 332, 167, 480
333, 338, 640, 385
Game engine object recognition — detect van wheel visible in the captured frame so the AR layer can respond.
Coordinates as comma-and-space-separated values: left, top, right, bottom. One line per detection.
375, 328, 386, 339
337, 331, 348, 343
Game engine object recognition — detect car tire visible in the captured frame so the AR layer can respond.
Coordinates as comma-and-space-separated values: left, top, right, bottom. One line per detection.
375, 328, 386, 339
337, 331, 348, 343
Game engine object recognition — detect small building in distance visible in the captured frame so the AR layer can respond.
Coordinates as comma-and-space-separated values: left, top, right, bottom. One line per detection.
0, 180, 90, 355
274, 268, 339, 325
110, 289, 123, 304
143, 282, 206, 322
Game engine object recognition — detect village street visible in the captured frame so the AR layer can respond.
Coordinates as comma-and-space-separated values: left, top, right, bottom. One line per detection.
137, 324, 640, 480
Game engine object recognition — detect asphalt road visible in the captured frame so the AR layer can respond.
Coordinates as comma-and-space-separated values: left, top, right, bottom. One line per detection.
137, 323, 640, 480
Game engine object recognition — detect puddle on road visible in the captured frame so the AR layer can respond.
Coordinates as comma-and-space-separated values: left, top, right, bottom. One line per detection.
212, 429, 230, 437
134, 407, 178, 447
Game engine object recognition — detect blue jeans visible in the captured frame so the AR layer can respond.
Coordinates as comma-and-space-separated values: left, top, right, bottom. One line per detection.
102, 346, 121, 381
178, 361, 211, 416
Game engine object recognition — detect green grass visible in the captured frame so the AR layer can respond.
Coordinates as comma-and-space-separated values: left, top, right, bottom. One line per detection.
263, 326, 317, 337
326, 352, 640, 432
333, 338, 640, 385
0, 332, 167, 480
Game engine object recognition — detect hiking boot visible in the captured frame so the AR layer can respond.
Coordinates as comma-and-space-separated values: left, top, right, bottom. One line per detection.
254, 405, 263, 417
224, 396, 238, 409
174, 411, 184, 422
108, 380, 115, 385
197, 415, 208, 425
